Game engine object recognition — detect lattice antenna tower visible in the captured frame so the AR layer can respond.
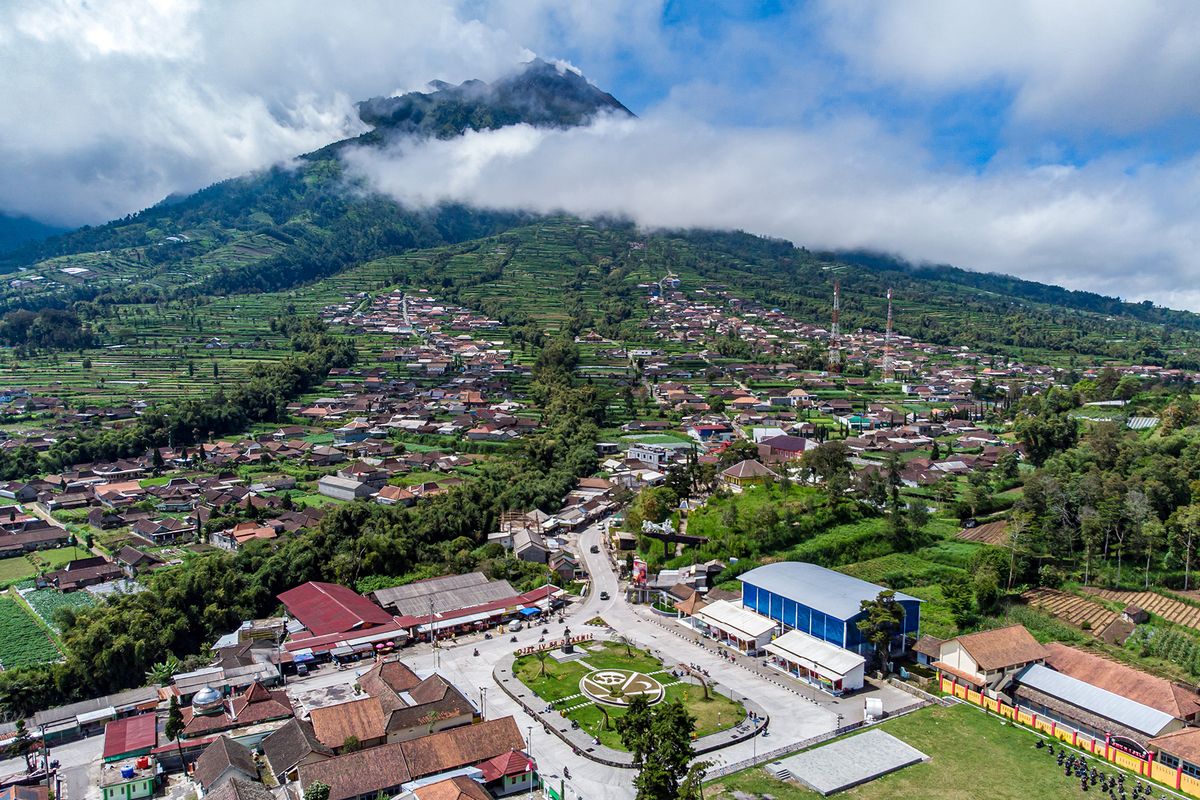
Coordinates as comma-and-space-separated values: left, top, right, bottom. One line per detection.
827, 279, 842, 370
882, 287, 895, 382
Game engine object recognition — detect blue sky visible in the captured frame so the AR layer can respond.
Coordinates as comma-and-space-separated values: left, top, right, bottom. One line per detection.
3, 1, 1200, 307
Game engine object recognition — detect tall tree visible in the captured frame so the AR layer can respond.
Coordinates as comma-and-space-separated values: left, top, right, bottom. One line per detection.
856, 590, 906, 674
165, 695, 186, 769
617, 697, 697, 800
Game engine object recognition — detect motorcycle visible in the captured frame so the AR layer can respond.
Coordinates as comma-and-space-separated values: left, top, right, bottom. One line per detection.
484, 633, 493, 640
473, 648, 479, 657
564, 767, 571, 780
510, 636, 518, 642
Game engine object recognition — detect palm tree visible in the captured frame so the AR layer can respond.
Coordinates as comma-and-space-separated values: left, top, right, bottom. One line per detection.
534, 649, 550, 678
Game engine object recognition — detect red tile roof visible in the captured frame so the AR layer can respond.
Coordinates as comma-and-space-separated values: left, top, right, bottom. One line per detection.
278, 581, 393, 636
477, 749, 533, 781
103, 713, 158, 759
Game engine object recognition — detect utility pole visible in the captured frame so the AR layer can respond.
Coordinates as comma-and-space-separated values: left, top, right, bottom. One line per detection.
882, 287, 895, 382
827, 279, 842, 372
527, 725, 534, 800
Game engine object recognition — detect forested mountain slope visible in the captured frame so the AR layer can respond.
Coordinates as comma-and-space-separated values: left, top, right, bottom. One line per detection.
0, 60, 1197, 364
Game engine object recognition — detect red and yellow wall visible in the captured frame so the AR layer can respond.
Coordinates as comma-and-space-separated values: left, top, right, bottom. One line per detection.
938, 674, 1195, 796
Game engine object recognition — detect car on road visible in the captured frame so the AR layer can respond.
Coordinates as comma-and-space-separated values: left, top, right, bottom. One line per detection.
599, 591, 610, 600
589, 544, 599, 553
507, 621, 523, 632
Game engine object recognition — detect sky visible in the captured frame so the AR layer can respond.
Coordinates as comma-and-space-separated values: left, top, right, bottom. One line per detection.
4, 1, 1200, 308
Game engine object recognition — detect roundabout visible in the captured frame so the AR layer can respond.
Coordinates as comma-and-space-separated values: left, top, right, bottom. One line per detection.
579, 668, 665, 706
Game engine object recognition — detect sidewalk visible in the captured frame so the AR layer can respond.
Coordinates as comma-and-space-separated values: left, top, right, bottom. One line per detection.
493, 645, 768, 768
635, 608, 869, 720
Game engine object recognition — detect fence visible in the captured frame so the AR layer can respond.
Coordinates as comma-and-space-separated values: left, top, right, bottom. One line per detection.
939, 675, 1197, 797
704, 698, 930, 781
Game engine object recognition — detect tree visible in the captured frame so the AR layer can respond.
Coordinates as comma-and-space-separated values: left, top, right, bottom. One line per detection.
341, 735, 361, 753
304, 782, 331, 800
8, 718, 35, 773
165, 696, 186, 770
534, 648, 550, 678
617, 697, 697, 800
801, 441, 851, 500
678, 760, 712, 800
145, 655, 180, 686
856, 590, 905, 674
943, 575, 975, 629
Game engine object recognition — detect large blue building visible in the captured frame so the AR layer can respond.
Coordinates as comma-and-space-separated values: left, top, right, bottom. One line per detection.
739, 562, 921, 657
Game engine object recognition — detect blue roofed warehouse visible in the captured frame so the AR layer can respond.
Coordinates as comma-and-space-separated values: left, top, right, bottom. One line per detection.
739, 562, 921, 657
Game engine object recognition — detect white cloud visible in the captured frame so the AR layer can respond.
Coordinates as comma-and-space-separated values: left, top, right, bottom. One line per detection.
0, 0, 533, 225
819, 0, 1200, 134
343, 113, 1200, 309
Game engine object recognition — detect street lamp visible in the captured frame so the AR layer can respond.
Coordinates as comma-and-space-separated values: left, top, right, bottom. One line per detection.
526, 725, 534, 800
479, 686, 487, 719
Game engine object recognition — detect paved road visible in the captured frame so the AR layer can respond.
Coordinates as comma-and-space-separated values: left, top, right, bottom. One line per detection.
14, 512, 910, 800
0, 733, 100, 800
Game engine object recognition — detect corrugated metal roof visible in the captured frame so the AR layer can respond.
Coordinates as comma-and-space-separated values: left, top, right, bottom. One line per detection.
695, 599, 777, 639
766, 629, 865, 677
379, 577, 518, 618
372, 572, 489, 608
739, 562, 921, 621
1017, 664, 1176, 737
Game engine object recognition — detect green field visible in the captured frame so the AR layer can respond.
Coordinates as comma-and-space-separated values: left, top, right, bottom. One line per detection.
710, 704, 1104, 800
0, 547, 86, 588
24, 588, 96, 633
0, 596, 61, 667
513, 641, 744, 751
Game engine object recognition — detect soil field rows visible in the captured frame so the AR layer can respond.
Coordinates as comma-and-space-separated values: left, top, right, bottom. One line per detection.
1083, 589, 1200, 631
1021, 588, 1119, 634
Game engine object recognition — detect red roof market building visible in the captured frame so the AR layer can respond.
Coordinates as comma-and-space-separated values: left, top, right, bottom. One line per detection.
102, 713, 158, 762
282, 584, 563, 658
278, 582, 393, 637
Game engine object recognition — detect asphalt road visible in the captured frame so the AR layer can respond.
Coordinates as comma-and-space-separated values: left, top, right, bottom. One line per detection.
7, 511, 909, 800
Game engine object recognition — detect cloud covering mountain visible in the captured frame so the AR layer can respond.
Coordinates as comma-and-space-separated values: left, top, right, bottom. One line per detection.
5, 0, 1200, 307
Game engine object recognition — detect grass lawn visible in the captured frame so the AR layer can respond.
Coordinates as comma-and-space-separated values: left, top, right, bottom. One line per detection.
32, 546, 87, 570
513, 641, 745, 751
0, 555, 36, 587
709, 704, 1091, 800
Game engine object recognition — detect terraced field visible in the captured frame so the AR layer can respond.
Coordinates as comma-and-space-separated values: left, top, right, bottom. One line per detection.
1083, 589, 1200, 631
957, 520, 1008, 545
1021, 588, 1119, 634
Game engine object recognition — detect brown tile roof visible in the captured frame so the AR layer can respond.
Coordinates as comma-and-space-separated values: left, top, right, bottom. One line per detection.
720, 460, 779, 479
298, 742, 411, 800
203, 778, 275, 800
360, 657, 421, 700
953, 625, 1047, 671
913, 635, 944, 658
931, 661, 986, 687
413, 776, 494, 800
183, 684, 294, 736
261, 718, 332, 777
309, 696, 387, 748
674, 593, 707, 617
1043, 642, 1200, 721
401, 716, 525, 779
193, 736, 258, 790
387, 676, 475, 733
1150, 727, 1200, 765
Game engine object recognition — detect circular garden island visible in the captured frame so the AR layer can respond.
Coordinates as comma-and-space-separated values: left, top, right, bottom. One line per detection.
579, 668, 665, 706
511, 640, 746, 751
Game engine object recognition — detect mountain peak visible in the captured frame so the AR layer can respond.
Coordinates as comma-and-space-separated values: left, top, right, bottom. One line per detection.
354, 58, 632, 141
